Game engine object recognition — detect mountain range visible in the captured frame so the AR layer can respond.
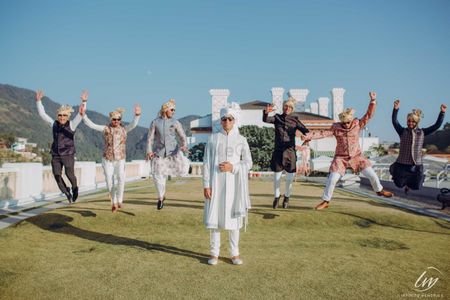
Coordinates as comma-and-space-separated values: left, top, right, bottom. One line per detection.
0, 84, 200, 163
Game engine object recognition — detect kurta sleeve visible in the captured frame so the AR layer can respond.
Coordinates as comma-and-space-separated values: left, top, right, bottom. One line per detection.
296, 119, 310, 135
83, 115, 106, 132
359, 100, 376, 129
391, 108, 404, 136
202, 137, 212, 188
263, 111, 275, 124
303, 127, 334, 141
36, 101, 54, 127
125, 114, 140, 133
231, 137, 253, 174
70, 113, 83, 131
423, 112, 445, 136
175, 120, 187, 148
146, 120, 156, 154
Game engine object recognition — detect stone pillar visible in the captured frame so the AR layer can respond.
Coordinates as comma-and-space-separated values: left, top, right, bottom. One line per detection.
331, 88, 346, 122
209, 89, 230, 133
288, 89, 309, 112
310, 102, 319, 115
271, 87, 284, 114
317, 97, 330, 117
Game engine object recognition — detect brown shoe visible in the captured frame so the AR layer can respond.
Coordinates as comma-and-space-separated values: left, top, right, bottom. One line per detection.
112, 205, 118, 213
377, 189, 393, 197
315, 200, 329, 210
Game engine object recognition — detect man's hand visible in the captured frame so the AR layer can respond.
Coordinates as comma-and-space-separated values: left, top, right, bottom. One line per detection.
80, 90, 88, 102
180, 146, 188, 152
146, 152, 155, 161
394, 99, 400, 110
79, 104, 86, 116
134, 104, 142, 116
369, 91, 376, 101
219, 161, 233, 172
264, 104, 274, 113
204, 188, 212, 199
441, 104, 447, 113
36, 90, 44, 102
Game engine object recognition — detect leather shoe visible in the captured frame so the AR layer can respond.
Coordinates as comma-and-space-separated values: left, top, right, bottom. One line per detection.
377, 189, 393, 197
315, 200, 329, 210
72, 187, 79, 203
65, 192, 73, 204
282, 196, 289, 209
272, 197, 280, 209
157, 199, 164, 210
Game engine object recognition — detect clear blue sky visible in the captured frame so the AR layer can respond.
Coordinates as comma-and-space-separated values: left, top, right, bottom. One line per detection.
1, 0, 449, 141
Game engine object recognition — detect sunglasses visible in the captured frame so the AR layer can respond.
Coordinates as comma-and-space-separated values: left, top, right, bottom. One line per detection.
221, 117, 234, 122
58, 114, 68, 117
112, 118, 121, 121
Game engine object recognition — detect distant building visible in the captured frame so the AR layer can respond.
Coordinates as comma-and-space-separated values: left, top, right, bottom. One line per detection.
188, 87, 379, 157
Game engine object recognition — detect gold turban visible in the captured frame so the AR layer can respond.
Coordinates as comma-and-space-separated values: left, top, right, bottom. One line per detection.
109, 108, 125, 120
339, 108, 355, 123
407, 109, 422, 125
283, 97, 296, 110
57, 105, 74, 117
159, 99, 176, 117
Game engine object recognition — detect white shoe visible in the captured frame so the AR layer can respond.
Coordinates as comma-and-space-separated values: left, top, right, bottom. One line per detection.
208, 257, 218, 265
231, 257, 243, 265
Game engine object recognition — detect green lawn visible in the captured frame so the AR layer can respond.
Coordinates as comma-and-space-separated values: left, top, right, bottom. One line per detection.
0, 178, 449, 299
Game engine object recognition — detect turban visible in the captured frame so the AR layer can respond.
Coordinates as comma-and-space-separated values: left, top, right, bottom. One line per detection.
109, 108, 125, 120
283, 97, 296, 110
339, 108, 355, 123
220, 102, 241, 125
57, 105, 74, 117
407, 109, 422, 125
159, 99, 176, 117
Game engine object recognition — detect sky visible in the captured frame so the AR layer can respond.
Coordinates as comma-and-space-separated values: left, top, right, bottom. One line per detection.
1, 0, 449, 141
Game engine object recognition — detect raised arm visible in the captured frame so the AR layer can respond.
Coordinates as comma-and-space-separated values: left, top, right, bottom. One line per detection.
70, 90, 89, 131
359, 91, 377, 129
35, 90, 54, 126
392, 99, 404, 136
125, 105, 141, 133
83, 114, 106, 132
262, 104, 275, 124
423, 104, 447, 136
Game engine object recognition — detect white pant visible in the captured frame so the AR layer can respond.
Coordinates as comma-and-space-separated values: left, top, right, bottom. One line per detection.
102, 158, 125, 205
210, 229, 240, 257
152, 174, 168, 199
274, 172, 295, 198
322, 167, 383, 201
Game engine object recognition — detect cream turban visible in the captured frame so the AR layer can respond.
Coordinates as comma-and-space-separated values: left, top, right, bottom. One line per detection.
109, 108, 125, 120
339, 108, 355, 123
57, 105, 74, 117
407, 109, 423, 125
159, 99, 176, 117
283, 97, 296, 110
220, 102, 241, 125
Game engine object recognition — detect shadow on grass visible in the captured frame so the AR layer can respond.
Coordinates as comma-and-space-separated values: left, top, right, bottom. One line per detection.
331, 211, 450, 236
63, 207, 136, 217
26, 213, 209, 263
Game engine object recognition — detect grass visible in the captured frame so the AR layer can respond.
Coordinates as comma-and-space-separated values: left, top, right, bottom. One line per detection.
0, 178, 449, 299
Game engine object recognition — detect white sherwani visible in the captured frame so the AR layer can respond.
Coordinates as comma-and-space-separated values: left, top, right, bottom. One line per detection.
203, 127, 252, 230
